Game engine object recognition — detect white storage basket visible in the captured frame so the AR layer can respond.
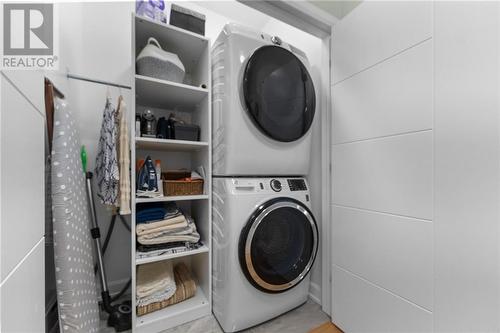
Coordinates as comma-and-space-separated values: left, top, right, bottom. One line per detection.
136, 37, 186, 83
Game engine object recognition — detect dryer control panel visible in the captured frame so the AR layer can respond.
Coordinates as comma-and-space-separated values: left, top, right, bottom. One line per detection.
287, 179, 307, 191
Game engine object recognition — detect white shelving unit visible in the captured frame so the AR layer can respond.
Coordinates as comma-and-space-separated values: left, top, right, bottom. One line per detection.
135, 137, 209, 152
131, 14, 212, 332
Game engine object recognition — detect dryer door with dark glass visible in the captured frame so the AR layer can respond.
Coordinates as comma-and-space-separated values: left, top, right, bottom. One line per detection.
238, 198, 318, 293
243, 45, 316, 142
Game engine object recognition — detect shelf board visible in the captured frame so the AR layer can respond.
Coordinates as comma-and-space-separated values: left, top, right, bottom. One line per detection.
136, 288, 210, 332
135, 14, 208, 49
135, 194, 209, 204
135, 244, 209, 266
135, 14, 208, 69
136, 137, 208, 152
135, 75, 208, 110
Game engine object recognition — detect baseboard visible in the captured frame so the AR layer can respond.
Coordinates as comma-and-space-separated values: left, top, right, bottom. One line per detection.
309, 281, 322, 305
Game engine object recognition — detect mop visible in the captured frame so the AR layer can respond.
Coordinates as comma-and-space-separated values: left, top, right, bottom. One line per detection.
81, 146, 132, 332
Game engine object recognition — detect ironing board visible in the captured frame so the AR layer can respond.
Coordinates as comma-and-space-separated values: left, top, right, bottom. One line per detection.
51, 97, 100, 332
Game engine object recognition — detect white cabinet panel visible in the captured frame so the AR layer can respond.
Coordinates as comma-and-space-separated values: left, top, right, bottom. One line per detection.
332, 265, 432, 333
0, 239, 45, 332
332, 131, 432, 220
332, 1, 432, 83
434, 2, 499, 331
0, 75, 45, 281
333, 40, 433, 144
332, 206, 432, 310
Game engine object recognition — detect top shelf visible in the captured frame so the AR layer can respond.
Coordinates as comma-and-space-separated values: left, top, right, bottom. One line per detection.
135, 14, 208, 70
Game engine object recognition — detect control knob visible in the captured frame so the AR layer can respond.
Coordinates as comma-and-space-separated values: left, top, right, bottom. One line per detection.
270, 179, 282, 192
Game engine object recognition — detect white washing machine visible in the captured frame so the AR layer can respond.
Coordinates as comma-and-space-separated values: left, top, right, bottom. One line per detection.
212, 23, 317, 176
212, 177, 319, 332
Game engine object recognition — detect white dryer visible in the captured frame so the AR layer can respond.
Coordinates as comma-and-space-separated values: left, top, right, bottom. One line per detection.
212, 177, 318, 332
212, 24, 317, 176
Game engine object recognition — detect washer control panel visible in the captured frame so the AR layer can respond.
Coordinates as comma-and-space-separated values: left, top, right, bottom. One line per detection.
230, 178, 308, 194
270, 179, 282, 192
287, 179, 308, 191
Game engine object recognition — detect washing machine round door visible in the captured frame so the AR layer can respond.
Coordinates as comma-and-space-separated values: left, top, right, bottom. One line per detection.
238, 198, 318, 293
243, 45, 316, 142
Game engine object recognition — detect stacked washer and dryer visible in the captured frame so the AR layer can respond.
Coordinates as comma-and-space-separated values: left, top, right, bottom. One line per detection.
211, 24, 319, 332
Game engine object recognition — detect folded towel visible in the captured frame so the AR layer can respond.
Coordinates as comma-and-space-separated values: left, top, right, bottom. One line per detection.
137, 202, 180, 223
136, 287, 176, 307
136, 260, 176, 299
137, 216, 200, 245
136, 263, 197, 316
136, 241, 203, 259
138, 220, 196, 240
137, 233, 200, 245
137, 220, 189, 237
137, 241, 202, 253
136, 215, 187, 236
136, 207, 166, 223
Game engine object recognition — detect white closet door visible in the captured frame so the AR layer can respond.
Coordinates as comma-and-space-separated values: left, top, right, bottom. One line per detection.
0, 74, 45, 282
0, 239, 45, 332
0, 72, 45, 332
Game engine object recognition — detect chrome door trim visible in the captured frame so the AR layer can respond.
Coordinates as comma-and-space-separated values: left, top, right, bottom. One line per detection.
243, 200, 318, 292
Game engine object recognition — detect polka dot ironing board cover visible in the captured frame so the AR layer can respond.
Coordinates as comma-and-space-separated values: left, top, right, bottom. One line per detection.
51, 98, 100, 333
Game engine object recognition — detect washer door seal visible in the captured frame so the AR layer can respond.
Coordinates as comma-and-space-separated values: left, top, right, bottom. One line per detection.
243, 45, 316, 143
238, 197, 319, 293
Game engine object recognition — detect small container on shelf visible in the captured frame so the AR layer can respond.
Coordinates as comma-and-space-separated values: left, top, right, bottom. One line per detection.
172, 122, 199, 141
136, 37, 186, 83
169, 4, 206, 36
162, 170, 204, 196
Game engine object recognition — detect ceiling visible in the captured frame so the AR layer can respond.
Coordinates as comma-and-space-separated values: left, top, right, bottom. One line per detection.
307, 0, 361, 19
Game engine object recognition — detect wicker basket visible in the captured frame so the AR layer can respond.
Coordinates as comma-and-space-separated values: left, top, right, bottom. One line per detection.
137, 263, 197, 316
162, 179, 204, 196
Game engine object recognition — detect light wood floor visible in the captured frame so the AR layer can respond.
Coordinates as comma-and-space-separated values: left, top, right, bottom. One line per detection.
309, 321, 343, 333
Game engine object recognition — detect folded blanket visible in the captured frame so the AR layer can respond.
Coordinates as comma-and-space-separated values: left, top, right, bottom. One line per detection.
136, 260, 176, 299
137, 202, 180, 223
137, 220, 188, 237
136, 215, 187, 236
137, 262, 197, 316
136, 241, 203, 259
136, 241, 202, 253
137, 232, 200, 245
137, 287, 176, 307
138, 220, 196, 240
137, 216, 200, 245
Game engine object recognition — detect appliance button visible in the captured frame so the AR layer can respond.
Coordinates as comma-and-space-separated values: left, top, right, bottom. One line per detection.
271, 36, 282, 45
270, 179, 282, 192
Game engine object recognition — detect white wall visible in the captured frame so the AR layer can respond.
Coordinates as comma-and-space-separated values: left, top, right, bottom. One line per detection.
58, 1, 325, 302
331, 2, 433, 331
332, 2, 500, 332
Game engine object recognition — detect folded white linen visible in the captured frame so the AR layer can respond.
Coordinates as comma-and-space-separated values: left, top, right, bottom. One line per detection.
136, 287, 176, 307
136, 217, 188, 237
136, 260, 176, 299
136, 215, 186, 234
137, 232, 200, 245
138, 220, 196, 240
